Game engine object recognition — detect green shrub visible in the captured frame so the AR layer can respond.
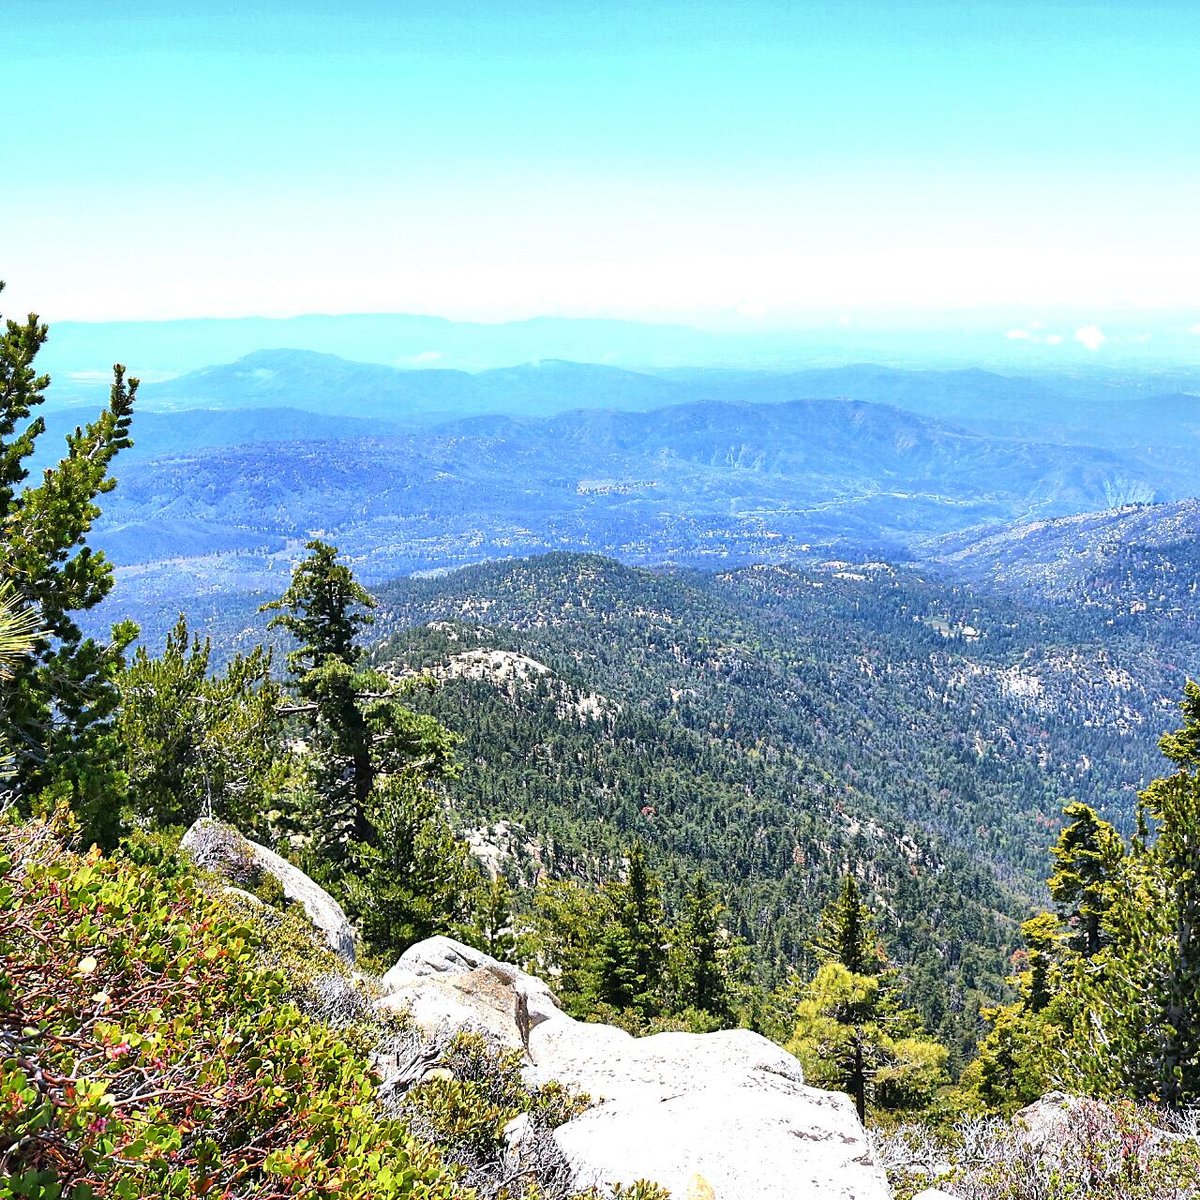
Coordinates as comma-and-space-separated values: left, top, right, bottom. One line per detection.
0, 815, 464, 1200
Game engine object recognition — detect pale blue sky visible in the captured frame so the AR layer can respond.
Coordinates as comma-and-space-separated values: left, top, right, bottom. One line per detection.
4, 1, 1199, 342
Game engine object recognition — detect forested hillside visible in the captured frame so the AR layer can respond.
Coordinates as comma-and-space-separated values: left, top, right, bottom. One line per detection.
359, 552, 1195, 1061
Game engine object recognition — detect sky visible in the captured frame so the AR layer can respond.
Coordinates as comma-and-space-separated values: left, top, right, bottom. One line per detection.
3, 0, 1200, 347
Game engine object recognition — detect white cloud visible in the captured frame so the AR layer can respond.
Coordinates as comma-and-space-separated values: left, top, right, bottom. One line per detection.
1044, 334, 1065, 345
1074, 324, 1106, 351
1189, 324, 1200, 335
1005, 328, 1032, 340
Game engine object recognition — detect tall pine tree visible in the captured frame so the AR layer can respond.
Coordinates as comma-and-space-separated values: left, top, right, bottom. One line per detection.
0, 287, 137, 846
263, 541, 458, 867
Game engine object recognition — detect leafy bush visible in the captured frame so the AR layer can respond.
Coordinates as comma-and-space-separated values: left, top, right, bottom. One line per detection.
399, 1031, 592, 1199
0, 814, 463, 1200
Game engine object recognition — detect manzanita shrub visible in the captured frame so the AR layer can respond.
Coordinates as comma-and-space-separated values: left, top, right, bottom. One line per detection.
0, 815, 464, 1200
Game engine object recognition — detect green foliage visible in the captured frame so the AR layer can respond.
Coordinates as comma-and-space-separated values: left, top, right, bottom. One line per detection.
0, 580, 42, 779
370, 555, 1054, 1060
1048, 801, 1123, 958
609, 1185, 672, 1200
474, 873, 519, 961
399, 1031, 591, 1197
973, 681, 1200, 1112
787, 881, 947, 1122
590, 842, 667, 1017
0, 288, 138, 846
117, 615, 285, 835
264, 541, 459, 866
524, 850, 744, 1033
786, 961, 948, 1123
812, 874, 884, 977
0, 814, 464, 1199
344, 773, 482, 960
667, 871, 733, 1021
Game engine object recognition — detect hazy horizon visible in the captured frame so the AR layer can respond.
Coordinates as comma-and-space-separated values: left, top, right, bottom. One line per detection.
6, 0, 1199, 361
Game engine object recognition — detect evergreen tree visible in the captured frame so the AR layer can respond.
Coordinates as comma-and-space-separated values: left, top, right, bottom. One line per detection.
0, 580, 42, 782
668, 870, 733, 1021
474, 874, 518, 961
0, 288, 137, 846
263, 540, 457, 862
790, 876, 946, 1122
591, 841, 668, 1016
344, 773, 481, 960
787, 961, 947, 1123
527, 878, 608, 1008
973, 685, 1200, 1111
117, 616, 283, 834
812, 873, 884, 976
1131, 680, 1200, 1107
1048, 800, 1123, 958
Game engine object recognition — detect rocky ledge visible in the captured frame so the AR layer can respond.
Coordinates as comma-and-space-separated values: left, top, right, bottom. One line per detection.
183, 820, 890, 1199
380, 935, 891, 1200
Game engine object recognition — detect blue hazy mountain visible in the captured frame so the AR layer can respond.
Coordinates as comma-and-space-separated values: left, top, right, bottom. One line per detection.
63, 350, 1200, 456
133, 350, 690, 422
39, 312, 1200, 404
85, 392, 1193, 643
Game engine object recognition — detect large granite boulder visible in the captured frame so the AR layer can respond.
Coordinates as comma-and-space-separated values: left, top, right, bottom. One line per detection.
380, 936, 892, 1200
180, 818, 356, 964
376, 935, 561, 1048
528, 1019, 888, 1199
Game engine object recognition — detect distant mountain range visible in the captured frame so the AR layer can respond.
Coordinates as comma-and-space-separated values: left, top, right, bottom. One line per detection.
29, 340, 1192, 644
81, 387, 1195, 638
120, 352, 1200, 457
38, 312, 1200, 402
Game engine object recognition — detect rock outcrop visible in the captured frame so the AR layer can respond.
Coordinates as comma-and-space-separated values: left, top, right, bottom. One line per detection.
377, 935, 561, 1049
179, 818, 356, 964
378, 935, 892, 1200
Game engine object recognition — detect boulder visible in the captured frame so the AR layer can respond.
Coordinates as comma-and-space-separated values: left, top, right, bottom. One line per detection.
529, 1019, 889, 1200
1013, 1090, 1181, 1158
180, 818, 355, 964
377, 935, 562, 1044
381, 936, 891, 1200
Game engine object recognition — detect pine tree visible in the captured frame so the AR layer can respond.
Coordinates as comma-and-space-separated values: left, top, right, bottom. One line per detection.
812, 873, 884, 976
117, 615, 283, 833
790, 874, 946, 1122
344, 773, 480, 959
669, 870, 732, 1021
0, 580, 42, 781
1048, 801, 1123, 958
0, 287, 137, 846
978, 684, 1200, 1110
592, 841, 668, 1016
1133, 680, 1200, 1107
262, 540, 457, 862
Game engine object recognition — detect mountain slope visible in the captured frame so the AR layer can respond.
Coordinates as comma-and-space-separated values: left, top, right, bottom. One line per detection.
361, 552, 1198, 1059
923, 500, 1200, 622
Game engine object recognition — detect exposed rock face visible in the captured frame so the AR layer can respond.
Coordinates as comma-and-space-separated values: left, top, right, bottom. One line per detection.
380, 936, 892, 1200
179, 818, 356, 964
377, 935, 560, 1049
